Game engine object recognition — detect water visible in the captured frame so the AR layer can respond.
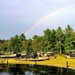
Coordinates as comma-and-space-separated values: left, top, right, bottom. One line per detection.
0, 64, 75, 75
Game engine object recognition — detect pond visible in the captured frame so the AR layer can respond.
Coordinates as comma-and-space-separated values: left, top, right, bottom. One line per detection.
0, 64, 75, 75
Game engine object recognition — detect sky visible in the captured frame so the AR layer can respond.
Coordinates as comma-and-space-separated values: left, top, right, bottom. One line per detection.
0, 0, 75, 40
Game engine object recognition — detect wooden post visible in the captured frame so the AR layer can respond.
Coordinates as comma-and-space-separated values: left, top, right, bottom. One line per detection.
66, 61, 68, 68
2, 60, 3, 64
7, 59, 8, 65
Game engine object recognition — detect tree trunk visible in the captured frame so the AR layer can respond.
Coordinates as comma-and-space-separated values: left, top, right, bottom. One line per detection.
59, 38, 62, 54
60, 45, 62, 54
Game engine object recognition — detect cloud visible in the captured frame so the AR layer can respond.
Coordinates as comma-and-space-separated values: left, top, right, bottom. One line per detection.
0, 0, 75, 39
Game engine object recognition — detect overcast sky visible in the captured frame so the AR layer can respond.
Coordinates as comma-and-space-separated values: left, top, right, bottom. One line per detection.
0, 0, 75, 40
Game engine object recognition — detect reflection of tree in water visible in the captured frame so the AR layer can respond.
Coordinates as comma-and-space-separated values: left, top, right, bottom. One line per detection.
34, 65, 58, 74
0, 64, 69, 75
56, 67, 67, 75
7, 64, 29, 75
0, 64, 75, 75
28, 65, 67, 75
67, 69, 75, 75
0, 64, 7, 72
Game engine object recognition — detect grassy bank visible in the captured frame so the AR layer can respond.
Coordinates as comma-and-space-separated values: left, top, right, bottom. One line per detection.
0, 55, 75, 70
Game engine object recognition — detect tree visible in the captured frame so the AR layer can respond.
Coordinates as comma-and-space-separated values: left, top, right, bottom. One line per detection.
55, 27, 64, 54
0, 40, 8, 54
26, 39, 32, 55
43, 29, 52, 52
50, 29, 56, 51
64, 25, 74, 51
38, 36, 44, 52
10, 35, 21, 53
20, 33, 26, 41
32, 35, 39, 52
32, 35, 44, 52
19, 33, 26, 52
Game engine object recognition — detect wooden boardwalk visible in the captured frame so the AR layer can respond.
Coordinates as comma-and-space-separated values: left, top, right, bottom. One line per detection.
19, 57, 49, 61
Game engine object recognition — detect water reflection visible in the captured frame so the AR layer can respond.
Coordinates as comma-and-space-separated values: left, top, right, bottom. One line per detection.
0, 64, 75, 75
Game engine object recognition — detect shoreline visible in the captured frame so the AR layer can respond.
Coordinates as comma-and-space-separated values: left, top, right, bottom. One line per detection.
0, 55, 75, 70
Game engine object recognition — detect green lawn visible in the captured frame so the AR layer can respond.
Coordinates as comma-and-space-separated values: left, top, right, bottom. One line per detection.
0, 55, 75, 70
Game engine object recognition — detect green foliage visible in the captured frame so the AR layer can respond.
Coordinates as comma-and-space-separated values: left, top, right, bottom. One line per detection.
0, 25, 75, 55
55, 27, 65, 54
43, 29, 52, 52
64, 25, 74, 51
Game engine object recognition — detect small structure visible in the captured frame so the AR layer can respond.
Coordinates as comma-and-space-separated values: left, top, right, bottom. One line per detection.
66, 50, 75, 58
47, 52, 55, 57
16, 53, 21, 58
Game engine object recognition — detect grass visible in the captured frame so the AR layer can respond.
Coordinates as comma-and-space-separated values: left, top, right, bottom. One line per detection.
0, 55, 75, 70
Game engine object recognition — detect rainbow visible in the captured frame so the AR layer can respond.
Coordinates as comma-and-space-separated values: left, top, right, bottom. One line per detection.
0, 3, 75, 39
25, 3, 75, 36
